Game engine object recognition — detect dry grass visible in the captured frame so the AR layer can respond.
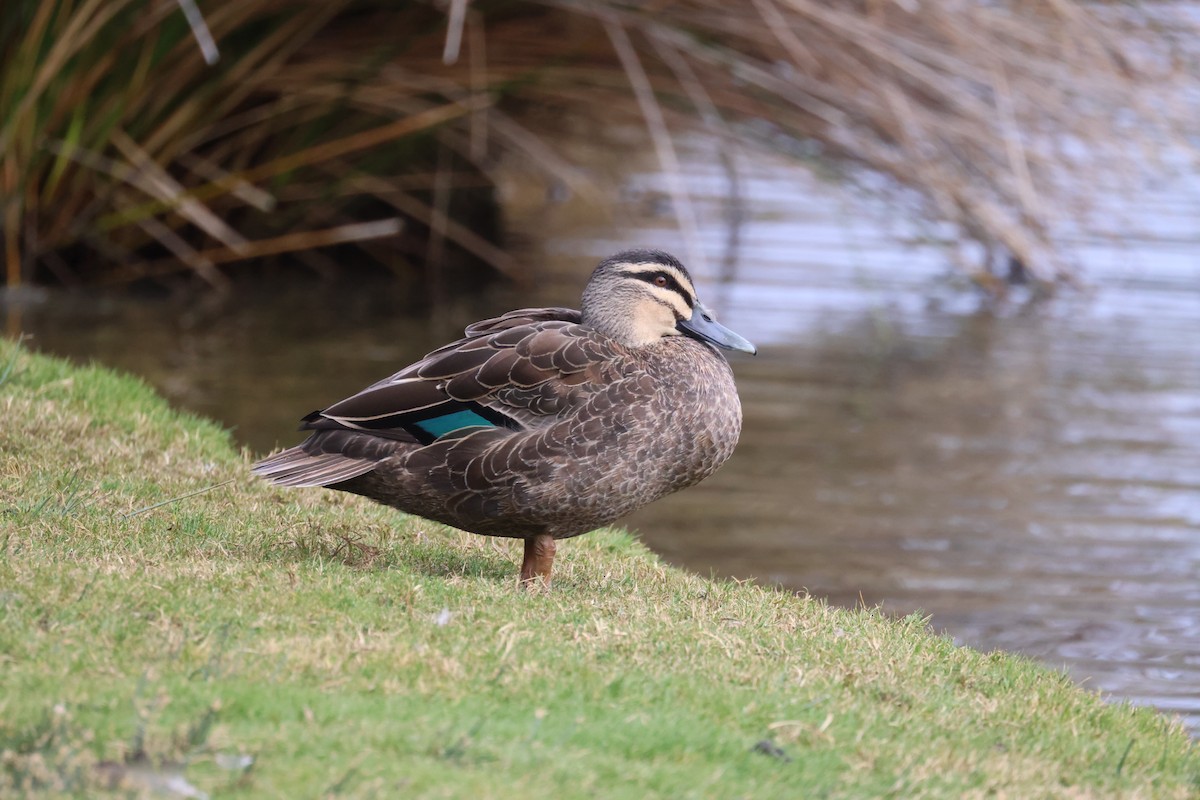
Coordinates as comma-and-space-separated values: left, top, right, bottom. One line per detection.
1, 1, 1196, 291
1, 1, 504, 291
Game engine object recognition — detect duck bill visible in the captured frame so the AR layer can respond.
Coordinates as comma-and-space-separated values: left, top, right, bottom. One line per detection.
677, 302, 757, 354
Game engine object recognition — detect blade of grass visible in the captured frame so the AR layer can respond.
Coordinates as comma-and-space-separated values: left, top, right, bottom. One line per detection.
600, 13, 703, 270
0, 333, 29, 386
110, 129, 249, 252
95, 97, 490, 233
175, 0, 219, 65
122, 479, 235, 520
103, 219, 405, 285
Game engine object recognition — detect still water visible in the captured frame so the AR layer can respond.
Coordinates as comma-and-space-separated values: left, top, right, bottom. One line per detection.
7, 143, 1200, 733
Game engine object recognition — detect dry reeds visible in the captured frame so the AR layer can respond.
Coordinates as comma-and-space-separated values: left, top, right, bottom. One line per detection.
1, 0, 502, 291
520, 0, 1197, 284
1, 1, 1194, 291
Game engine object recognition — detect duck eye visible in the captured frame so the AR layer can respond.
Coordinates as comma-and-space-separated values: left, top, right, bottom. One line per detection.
653, 274, 669, 288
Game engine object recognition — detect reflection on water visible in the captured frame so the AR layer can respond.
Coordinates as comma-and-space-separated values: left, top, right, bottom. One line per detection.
7, 142, 1199, 733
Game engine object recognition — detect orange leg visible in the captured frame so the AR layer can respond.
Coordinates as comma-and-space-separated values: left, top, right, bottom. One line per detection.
519, 533, 557, 588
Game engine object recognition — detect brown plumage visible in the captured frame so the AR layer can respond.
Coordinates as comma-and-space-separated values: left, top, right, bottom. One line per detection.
253, 249, 756, 587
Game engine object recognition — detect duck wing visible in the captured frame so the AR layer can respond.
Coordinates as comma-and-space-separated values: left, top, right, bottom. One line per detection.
253, 307, 620, 487
311, 306, 609, 438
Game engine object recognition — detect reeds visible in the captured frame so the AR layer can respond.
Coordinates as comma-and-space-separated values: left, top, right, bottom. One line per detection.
1, 0, 502, 291
1, 1, 1194, 291
527, 0, 1197, 284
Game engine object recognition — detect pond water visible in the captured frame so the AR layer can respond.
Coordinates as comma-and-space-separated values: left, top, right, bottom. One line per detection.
7, 137, 1199, 734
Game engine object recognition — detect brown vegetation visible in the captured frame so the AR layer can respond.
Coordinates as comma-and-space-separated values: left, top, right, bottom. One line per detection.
1, 0, 1194, 292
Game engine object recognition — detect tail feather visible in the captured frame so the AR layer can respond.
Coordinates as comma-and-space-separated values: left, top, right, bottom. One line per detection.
252, 447, 378, 488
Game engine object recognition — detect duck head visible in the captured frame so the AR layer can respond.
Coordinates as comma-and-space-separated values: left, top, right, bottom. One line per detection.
580, 249, 757, 354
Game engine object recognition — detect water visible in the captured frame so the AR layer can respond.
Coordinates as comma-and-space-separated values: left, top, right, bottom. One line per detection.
7, 139, 1199, 733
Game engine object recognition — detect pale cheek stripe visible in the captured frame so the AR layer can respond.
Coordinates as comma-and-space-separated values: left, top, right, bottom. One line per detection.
651, 287, 692, 318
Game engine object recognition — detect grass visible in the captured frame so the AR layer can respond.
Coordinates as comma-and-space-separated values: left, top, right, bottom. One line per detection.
1, 337, 1197, 798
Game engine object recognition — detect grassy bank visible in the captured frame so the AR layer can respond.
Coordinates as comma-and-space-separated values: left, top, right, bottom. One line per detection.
1, 338, 1196, 798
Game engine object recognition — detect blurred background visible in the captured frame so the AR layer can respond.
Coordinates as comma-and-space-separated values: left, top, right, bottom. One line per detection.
3, 1, 1198, 732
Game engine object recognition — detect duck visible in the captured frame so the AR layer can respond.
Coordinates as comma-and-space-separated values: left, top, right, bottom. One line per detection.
253, 249, 756, 587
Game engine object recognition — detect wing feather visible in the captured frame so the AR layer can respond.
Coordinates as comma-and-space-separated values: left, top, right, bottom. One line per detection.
252, 448, 378, 487
464, 307, 581, 336
319, 378, 448, 424
258, 306, 627, 486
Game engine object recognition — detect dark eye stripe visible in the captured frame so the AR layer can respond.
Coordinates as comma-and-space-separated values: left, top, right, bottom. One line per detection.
626, 270, 694, 310
648, 295, 682, 318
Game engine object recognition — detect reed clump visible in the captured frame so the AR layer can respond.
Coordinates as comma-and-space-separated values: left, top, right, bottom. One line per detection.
1, 1, 1194, 291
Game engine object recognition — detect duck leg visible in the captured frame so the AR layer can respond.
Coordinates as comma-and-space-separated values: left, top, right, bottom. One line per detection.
519, 533, 557, 588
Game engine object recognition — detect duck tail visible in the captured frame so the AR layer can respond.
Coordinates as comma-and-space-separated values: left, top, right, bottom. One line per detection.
252, 445, 378, 488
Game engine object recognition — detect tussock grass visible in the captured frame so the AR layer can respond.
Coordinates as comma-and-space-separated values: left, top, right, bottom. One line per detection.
2, 2, 1195, 291
1, 0, 505, 291
1, 338, 1197, 797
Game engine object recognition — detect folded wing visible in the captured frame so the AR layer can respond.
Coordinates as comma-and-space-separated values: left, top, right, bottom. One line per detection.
253, 307, 622, 487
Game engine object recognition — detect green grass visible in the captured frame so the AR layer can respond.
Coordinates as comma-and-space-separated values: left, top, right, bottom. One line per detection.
1, 337, 1196, 798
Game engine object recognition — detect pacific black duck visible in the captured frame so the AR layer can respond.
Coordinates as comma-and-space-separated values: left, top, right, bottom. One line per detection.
253, 249, 755, 587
